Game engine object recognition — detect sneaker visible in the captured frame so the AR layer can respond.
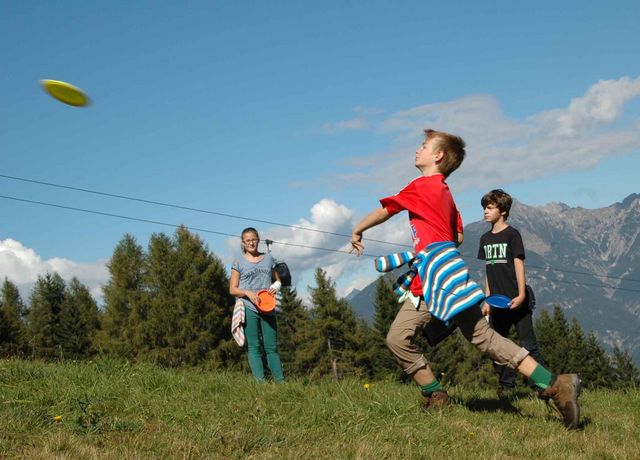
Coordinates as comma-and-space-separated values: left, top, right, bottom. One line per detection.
421, 390, 449, 411
538, 374, 581, 429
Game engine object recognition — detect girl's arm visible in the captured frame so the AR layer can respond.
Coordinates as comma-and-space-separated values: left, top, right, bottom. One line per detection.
229, 269, 259, 305
269, 269, 281, 295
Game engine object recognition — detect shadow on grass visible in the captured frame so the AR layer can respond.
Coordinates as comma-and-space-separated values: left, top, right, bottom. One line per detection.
577, 416, 592, 430
457, 395, 521, 414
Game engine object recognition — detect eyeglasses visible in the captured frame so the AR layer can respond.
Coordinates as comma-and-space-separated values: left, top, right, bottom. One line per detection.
243, 239, 259, 244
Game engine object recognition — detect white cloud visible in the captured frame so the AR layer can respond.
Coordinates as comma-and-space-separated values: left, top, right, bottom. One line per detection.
223, 198, 412, 302
335, 76, 640, 194
322, 106, 385, 133
0, 239, 108, 302
251, 76, 640, 301
323, 117, 368, 133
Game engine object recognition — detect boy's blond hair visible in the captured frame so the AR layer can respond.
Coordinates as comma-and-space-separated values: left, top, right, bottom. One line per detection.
424, 129, 466, 177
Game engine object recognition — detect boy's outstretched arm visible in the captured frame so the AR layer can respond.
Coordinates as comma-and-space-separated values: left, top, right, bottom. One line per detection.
350, 207, 391, 255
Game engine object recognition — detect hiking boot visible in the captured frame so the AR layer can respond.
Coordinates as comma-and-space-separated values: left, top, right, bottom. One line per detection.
421, 390, 449, 411
538, 374, 581, 429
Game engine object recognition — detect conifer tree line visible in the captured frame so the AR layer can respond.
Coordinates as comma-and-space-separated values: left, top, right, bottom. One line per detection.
1, 227, 638, 389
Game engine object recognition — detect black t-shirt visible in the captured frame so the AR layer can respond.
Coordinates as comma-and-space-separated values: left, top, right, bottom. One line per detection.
477, 226, 525, 299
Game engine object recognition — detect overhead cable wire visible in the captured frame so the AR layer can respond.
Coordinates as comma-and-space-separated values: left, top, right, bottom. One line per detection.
3, 194, 640, 293
3, 172, 639, 284
0, 194, 378, 258
5, 194, 640, 293
464, 261, 640, 291
458, 251, 640, 283
0, 173, 411, 248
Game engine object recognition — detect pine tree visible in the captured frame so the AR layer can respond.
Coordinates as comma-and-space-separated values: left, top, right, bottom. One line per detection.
276, 286, 312, 376
171, 227, 233, 366
0, 278, 27, 356
305, 268, 359, 379
58, 278, 99, 358
535, 305, 571, 373
100, 234, 146, 356
583, 332, 612, 389
350, 318, 376, 379
27, 273, 66, 358
143, 232, 182, 364
611, 345, 640, 388
566, 318, 589, 374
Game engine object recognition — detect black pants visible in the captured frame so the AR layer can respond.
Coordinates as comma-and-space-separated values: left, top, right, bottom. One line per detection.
490, 306, 545, 388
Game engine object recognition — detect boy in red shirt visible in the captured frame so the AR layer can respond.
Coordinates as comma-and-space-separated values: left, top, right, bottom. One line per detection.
350, 129, 581, 429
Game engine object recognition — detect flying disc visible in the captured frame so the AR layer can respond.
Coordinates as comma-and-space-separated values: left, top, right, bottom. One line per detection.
39, 79, 90, 107
256, 290, 276, 313
486, 294, 512, 309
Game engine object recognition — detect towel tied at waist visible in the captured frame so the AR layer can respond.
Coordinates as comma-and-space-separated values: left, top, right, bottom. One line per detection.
374, 241, 485, 322
231, 298, 245, 346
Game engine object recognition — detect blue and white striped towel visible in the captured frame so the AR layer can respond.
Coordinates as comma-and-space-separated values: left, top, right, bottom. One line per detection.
374, 241, 485, 322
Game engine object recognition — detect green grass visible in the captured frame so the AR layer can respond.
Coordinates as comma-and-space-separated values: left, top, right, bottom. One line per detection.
1, 358, 639, 459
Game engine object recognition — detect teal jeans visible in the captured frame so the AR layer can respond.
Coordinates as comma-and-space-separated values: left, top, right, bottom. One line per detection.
244, 308, 284, 382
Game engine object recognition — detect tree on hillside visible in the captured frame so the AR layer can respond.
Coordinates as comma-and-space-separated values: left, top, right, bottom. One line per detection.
535, 306, 571, 373
171, 227, 233, 366
142, 231, 185, 364
566, 318, 589, 374
611, 345, 640, 388
27, 273, 66, 358
129, 227, 233, 366
276, 286, 313, 375
0, 278, 27, 356
59, 278, 99, 358
304, 268, 360, 378
535, 306, 640, 389
100, 234, 146, 357
349, 318, 376, 378
583, 332, 612, 389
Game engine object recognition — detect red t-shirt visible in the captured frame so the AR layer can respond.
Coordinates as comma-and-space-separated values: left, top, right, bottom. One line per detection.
380, 174, 463, 296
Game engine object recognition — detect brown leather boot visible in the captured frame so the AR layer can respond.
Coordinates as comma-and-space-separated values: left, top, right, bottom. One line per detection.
538, 374, 581, 429
421, 390, 449, 411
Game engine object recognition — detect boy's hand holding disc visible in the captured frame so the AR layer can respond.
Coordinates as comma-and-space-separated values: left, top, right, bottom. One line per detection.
485, 294, 512, 309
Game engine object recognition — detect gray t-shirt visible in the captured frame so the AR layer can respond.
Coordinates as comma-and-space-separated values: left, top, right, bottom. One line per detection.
232, 253, 275, 314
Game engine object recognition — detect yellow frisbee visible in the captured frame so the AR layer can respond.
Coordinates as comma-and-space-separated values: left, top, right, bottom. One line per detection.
39, 79, 90, 107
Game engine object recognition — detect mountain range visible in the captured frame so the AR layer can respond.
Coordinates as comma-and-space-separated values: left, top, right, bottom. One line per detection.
347, 193, 640, 364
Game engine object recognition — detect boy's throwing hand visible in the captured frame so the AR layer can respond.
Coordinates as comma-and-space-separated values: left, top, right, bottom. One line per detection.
350, 232, 364, 256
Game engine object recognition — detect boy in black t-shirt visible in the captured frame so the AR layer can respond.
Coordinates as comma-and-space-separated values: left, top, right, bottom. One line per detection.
478, 189, 546, 395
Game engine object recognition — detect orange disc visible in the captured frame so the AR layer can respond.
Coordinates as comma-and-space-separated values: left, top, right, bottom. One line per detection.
256, 290, 276, 313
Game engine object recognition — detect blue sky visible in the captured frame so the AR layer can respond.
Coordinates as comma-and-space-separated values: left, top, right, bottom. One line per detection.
2, 1, 639, 301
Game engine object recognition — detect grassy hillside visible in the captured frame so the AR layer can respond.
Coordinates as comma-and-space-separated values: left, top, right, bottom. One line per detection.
1, 358, 639, 459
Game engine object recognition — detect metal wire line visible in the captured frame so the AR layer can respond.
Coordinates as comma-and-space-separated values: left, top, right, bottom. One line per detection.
0, 194, 379, 258
0, 173, 410, 248
3, 172, 639, 284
